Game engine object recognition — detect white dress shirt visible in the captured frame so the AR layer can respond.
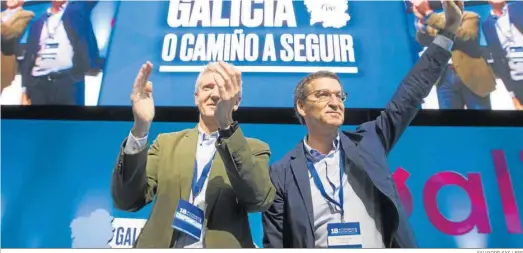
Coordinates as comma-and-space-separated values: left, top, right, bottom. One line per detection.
124, 126, 219, 248
303, 135, 384, 248
492, 6, 523, 81
31, 3, 74, 77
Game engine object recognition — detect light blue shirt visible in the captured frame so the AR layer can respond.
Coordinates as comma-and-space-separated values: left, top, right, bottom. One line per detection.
303, 134, 384, 248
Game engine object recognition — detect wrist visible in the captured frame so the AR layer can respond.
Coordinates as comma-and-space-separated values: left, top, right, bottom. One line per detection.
131, 123, 150, 138
438, 28, 456, 41
217, 117, 234, 129
218, 121, 239, 139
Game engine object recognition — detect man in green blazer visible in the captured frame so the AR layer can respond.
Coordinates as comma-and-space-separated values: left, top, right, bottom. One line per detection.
111, 61, 276, 248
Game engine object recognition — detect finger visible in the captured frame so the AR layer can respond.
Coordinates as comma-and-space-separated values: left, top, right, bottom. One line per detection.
456, 1, 464, 11
442, 0, 456, 10
441, 0, 448, 9
133, 64, 147, 92
209, 62, 232, 93
145, 81, 153, 94
218, 61, 238, 93
143, 61, 153, 82
234, 68, 242, 96
213, 73, 229, 100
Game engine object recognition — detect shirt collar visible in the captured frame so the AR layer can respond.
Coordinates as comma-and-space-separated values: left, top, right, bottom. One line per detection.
197, 125, 219, 144
303, 133, 340, 162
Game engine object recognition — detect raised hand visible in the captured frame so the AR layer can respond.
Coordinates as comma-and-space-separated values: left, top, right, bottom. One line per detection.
207, 61, 242, 129
441, 0, 464, 34
130, 61, 154, 138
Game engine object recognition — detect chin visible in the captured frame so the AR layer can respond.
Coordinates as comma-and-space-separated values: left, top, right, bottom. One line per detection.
321, 119, 343, 128
201, 108, 215, 117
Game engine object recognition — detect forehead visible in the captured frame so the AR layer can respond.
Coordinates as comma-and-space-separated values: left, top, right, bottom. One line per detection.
197, 71, 215, 87
308, 77, 342, 91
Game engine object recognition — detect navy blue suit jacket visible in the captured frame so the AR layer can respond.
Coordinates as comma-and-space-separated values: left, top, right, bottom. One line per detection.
21, 1, 99, 88
482, 2, 523, 92
262, 42, 451, 248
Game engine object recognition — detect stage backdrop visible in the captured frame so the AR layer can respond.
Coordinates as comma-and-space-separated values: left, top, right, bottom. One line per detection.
1, 120, 522, 248
99, 0, 417, 108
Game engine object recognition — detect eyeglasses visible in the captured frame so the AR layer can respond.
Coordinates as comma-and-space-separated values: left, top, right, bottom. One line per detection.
305, 89, 347, 103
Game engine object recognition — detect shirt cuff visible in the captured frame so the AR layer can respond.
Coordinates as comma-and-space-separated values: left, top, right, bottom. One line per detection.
123, 131, 148, 155
432, 34, 454, 52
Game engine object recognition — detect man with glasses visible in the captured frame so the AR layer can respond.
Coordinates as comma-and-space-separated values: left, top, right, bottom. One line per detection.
262, 0, 463, 248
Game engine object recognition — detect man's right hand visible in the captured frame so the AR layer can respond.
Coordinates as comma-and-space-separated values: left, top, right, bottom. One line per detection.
411, 0, 433, 17
442, 0, 464, 34
130, 62, 154, 138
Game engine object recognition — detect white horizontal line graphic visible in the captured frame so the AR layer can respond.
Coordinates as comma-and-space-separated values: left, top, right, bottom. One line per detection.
159, 65, 359, 74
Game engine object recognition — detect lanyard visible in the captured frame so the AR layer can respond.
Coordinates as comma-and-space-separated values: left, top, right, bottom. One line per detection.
45, 13, 63, 39
191, 151, 216, 203
306, 150, 345, 222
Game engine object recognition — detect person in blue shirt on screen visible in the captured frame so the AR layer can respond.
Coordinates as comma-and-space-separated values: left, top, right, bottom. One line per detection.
483, 0, 523, 110
262, 0, 463, 249
20, 0, 99, 105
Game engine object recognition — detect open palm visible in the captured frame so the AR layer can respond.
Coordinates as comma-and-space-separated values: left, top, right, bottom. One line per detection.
130, 62, 155, 125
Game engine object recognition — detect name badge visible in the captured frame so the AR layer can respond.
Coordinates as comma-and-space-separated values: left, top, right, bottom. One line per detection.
171, 199, 204, 241
327, 222, 363, 248
508, 46, 523, 60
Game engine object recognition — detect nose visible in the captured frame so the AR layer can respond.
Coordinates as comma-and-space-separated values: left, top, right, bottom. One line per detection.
209, 85, 220, 98
328, 94, 341, 106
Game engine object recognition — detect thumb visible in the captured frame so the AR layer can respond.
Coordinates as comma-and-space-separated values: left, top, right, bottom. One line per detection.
145, 81, 153, 94
441, 0, 449, 10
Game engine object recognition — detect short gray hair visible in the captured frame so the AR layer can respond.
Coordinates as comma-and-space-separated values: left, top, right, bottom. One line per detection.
194, 63, 242, 98
293, 71, 341, 124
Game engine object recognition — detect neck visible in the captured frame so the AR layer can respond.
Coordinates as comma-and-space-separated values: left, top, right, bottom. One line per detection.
198, 115, 219, 134
306, 126, 338, 155
492, 4, 505, 16
51, 2, 65, 14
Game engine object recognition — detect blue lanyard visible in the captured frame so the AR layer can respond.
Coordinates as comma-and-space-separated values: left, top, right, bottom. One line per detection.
306, 150, 345, 222
191, 151, 216, 203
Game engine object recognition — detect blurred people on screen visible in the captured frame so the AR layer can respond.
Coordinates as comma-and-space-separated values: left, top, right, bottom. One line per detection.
1, 0, 33, 94
412, 0, 496, 110
20, 0, 99, 105
483, 0, 523, 110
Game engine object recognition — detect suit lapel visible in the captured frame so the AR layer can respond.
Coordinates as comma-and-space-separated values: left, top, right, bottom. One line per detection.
509, 3, 523, 33
339, 132, 365, 174
204, 150, 225, 220
484, 17, 503, 54
178, 127, 199, 201
289, 142, 314, 233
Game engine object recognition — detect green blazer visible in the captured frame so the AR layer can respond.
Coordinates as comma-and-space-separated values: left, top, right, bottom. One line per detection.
111, 125, 276, 248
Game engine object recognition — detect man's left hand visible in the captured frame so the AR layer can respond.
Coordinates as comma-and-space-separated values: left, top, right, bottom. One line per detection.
208, 61, 242, 129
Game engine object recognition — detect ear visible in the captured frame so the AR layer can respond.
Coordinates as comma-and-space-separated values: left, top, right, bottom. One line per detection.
232, 96, 241, 112
194, 91, 198, 106
296, 99, 307, 118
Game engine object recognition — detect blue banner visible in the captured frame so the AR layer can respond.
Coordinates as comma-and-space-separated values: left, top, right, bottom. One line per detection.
1, 120, 522, 248
99, 0, 417, 107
